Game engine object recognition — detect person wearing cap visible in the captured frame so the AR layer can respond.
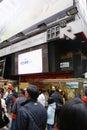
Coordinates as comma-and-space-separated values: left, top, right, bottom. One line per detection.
15, 84, 47, 130
4, 84, 14, 99
5, 84, 14, 113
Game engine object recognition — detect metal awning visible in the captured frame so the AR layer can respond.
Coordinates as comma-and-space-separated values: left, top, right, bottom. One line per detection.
41, 78, 86, 83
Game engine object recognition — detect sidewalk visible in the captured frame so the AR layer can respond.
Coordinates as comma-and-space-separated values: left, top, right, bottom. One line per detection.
46, 126, 58, 130
0, 127, 8, 130
1, 126, 58, 130
53, 126, 58, 130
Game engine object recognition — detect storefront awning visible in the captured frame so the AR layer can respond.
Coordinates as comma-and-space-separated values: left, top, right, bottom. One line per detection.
41, 78, 86, 83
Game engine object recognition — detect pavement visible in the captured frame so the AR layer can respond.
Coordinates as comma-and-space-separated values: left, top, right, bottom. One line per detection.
45, 126, 58, 130
53, 126, 58, 130
1, 126, 58, 130
0, 120, 58, 130
0, 127, 8, 130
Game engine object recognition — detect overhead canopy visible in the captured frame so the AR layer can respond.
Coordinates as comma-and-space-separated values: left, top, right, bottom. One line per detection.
41, 78, 86, 83
0, 0, 73, 43
0, 0, 87, 44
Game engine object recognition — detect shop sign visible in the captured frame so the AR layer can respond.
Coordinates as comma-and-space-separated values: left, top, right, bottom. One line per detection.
47, 16, 76, 40
66, 82, 79, 89
60, 62, 70, 68
47, 20, 66, 40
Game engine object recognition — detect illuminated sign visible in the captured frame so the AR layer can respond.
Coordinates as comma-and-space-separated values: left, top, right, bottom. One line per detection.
66, 82, 78, 89
18, 49, 42, 74
60, 62, 70, 68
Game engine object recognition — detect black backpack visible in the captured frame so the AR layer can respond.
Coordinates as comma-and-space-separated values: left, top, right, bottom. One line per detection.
23, 101, 47, 130
27, 108, 45, 130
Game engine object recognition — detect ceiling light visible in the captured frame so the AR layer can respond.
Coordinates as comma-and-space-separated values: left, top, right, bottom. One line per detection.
66, 7, 78, 16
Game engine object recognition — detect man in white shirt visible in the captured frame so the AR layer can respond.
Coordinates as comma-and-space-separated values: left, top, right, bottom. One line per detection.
38, 89, 47, 107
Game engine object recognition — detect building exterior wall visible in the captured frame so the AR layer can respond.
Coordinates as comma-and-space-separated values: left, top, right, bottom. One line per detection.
0, 0, 87, 80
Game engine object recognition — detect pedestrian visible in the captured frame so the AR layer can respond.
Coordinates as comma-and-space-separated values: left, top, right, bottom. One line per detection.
12, 92, 26, 116
5, 84, 14, 113
10, 92, 18, 130
38, 89, 47, 108
18, 88, 25, 97
47, 97, 56, 130
15, 84, 47, 130
51, 88, 63, 126
9, 91, 26, 130
0, 88, 7, 113
82, 88, 87, 103
4, 84, 14, 129
58, 97, 87, 130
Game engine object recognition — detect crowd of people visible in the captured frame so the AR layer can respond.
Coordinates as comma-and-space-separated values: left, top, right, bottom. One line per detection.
0, 83, 87, 130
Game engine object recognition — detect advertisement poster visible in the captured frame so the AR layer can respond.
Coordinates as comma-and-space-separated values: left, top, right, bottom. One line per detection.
66, 82, 79, 89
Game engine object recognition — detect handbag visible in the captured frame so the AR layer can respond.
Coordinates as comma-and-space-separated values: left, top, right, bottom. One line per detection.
56, 103, 63, 111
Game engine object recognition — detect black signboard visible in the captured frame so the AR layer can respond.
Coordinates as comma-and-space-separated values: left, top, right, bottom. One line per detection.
0, 60, 5, 77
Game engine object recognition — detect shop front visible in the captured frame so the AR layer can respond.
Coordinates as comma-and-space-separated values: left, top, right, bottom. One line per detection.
0, 0, 86, 95
40, 78, 86, 100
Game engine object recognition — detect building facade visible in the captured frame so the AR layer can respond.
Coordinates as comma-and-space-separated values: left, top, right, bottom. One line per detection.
0, 0, 87, 86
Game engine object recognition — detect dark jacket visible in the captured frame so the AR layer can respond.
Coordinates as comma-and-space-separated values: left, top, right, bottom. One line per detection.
5, 94, 13, 113
15, 99, 47, 130
12, 97, 26, 114
51, 91, 63, 109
